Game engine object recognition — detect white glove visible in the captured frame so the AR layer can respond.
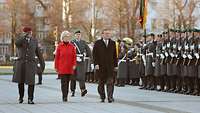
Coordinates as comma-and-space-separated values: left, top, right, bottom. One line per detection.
185, 45, 189, 50
37, 63, 41, 67
194, 53, 199, 59
170, 53, 174, 57
162, 46, 166, 50
182, 54, 187, 59
178, 46, 181, 50
173, 44, 176, 49
167, 43, 170, 47
160, 54, 165, 59
188, 54, 192, 59
152, 62, 155, 67
95, 65, 99, 70
165, 52, 169, 57
156, 54, 160, 57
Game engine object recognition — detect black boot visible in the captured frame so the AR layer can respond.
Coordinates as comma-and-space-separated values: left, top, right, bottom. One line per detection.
28, 99, 34, 104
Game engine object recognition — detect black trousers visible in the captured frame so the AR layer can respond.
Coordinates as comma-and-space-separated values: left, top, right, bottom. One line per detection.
98, 76, 114, 100
38, 72, 42, 83
70, 74, 86, 92
18, 83, 34, 100
60, 75, 71, 99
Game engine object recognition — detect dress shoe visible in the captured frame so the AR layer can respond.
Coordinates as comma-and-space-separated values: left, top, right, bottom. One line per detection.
81, 89, 87, 97
173, 88, 181, 93
28, 99, 34, 104
145, 85, 151, 90
19, 98, 23, 104
100, 99, 105, 103
192, 90, 199, 96
36, 82, 42, 85
71, 91, 75, 97
149, 86, 156, 90
185, 90, 193, 95
156, 88, 162, 91
139, 86, 146, 89
168, 88, 175, 93
63, 97, 68, 102
108, 99, 113, 103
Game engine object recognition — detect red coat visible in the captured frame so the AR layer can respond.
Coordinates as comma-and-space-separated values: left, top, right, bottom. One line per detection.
54, 42, 76, 75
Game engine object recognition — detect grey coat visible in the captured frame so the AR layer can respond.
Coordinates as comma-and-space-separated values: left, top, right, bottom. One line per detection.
154, 43, 162, 77
166, 38, 177, 76
12, 33, 45, 85
145, 42, 156, 76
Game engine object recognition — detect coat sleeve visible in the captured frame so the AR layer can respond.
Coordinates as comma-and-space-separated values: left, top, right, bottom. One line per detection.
85, 42, 92, 58
35, 43, 45, 72
113, 42, 118, 67
54, 45, 60, 70
72, 46, 77, 67
92, 41, 99, 66
15, 34, 26, 48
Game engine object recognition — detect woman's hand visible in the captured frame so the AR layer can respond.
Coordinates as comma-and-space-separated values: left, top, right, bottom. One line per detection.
73, 66, 76, 70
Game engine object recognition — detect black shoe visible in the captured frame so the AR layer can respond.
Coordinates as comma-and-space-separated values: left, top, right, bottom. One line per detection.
81, 89, 87, 97
145, 85, 151, 90
174, 88, 181, 93
192, 90, 199, 96
19, 98, 23, 104
36, 82, 42, 85
63, 97, 68, 102
100, 99, 105, 103
71, 91, 75, 97
169, 88, 175, 93
185, 90, 193, 95
108, 99, 113, 103
139, 86, 146, 89
28, 99, 34, 104
156, 88, 162, 91
149, 86, 156, 90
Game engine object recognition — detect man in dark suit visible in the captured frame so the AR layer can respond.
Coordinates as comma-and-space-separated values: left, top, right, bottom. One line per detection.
93, 29, 118, 103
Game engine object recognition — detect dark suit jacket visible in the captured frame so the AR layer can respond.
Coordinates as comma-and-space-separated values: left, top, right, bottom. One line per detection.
93, 38, 117, 79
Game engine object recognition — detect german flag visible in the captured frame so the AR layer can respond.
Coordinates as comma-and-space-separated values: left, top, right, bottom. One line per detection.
139, 0, 148, 29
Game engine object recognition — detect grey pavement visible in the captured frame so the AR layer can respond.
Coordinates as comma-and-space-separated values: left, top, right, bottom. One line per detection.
0, 75, 200, 113
0, 61, 56, 74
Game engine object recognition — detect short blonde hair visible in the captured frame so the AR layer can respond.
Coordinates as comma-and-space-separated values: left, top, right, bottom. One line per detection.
60, 30, 71, 41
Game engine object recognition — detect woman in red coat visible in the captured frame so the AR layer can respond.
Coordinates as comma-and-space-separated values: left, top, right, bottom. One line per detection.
54, 30, 76, 102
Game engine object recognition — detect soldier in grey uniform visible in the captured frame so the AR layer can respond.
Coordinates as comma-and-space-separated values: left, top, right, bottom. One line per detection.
159, 32, 168, 91
70, 30, 92, 97
194, 30, 200, 96
166, 30, 177, 92
174, 30, 184, 93
180, 31, 190, 94
144, 33, 156, 90
12, 27, 45, 104
154, 34, 162, 91
139, 37, 146, 89
185, 30, 198, 95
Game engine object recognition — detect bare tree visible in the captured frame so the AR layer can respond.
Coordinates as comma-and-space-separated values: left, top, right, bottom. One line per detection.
174, 0, 200, 29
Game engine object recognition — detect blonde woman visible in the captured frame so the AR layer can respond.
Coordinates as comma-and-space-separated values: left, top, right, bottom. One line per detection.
54, 31, 76, 102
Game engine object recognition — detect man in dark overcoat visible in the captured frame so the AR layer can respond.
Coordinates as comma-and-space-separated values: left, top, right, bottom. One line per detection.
93, 29, 118, 103
12, 27, 45, 104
